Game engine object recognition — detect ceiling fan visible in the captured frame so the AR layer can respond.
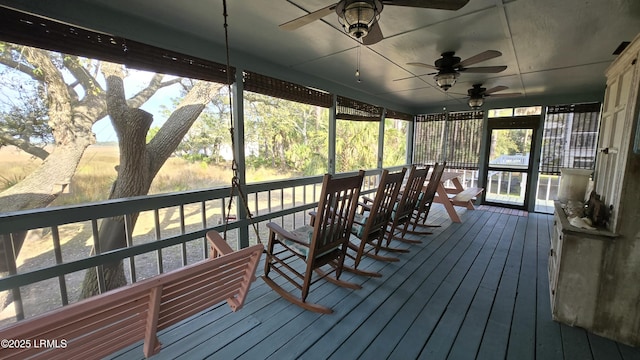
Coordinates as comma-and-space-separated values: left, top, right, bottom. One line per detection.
407, 50, 508, 90
280, 0, 470, 45
465, 84, 521, 109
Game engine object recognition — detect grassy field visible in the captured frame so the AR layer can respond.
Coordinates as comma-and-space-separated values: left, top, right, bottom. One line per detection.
0, 144, 302, 323
0, 144, 294, 206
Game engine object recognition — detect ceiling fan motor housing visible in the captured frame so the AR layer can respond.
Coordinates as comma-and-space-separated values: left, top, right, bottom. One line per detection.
336, 0, 382, 39
435, 52, 462, 70
468, 84, 486, 96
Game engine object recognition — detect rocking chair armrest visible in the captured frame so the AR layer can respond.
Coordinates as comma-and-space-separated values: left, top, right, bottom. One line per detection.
266, 222, 309, 247
358, 201, 371, 210
308, 211, 318, 226
362, 195, 374, 204
358, 201, 372, 213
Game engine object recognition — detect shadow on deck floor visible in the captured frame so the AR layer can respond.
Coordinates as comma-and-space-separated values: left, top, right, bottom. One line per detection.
109, 204, 640, 360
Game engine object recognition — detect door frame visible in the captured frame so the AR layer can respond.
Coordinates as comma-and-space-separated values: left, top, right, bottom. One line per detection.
481, 116, 541, 211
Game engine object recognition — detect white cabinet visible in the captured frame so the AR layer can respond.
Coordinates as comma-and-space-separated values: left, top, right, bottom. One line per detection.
549, 202, 616, 329
558, 32, 640, 347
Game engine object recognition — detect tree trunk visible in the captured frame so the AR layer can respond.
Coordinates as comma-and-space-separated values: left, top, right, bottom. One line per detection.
0, 46, 189, 312
79, 65, 221, 299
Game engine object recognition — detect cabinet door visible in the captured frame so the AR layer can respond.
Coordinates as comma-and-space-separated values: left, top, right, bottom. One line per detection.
548, 217, 562, 310
596, 59, 638, 232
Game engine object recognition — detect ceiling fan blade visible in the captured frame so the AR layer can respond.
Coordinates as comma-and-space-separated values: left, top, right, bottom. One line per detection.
393, 72, 437, 81
461, 66, 507, 73
393, 75, 418, 81
488, 92, 521, 98
279, 3, 338, 31
407, 62, 439, 70
362, 21, 384, 45
484, 85, 509, 95
456, 50, 502, 68
382, 0, 469, 10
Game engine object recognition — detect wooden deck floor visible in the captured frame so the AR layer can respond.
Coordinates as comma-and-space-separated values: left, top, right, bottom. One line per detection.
109, 205, 640, 360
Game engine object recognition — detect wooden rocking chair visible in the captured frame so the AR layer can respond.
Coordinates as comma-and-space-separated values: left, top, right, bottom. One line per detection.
262, 171, 365, 314
344, 167, 407, 277
383, 165, 430, 247
408, 162, 447, 233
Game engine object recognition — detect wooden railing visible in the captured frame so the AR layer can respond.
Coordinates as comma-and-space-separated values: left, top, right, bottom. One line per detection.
0, 168, 393, 325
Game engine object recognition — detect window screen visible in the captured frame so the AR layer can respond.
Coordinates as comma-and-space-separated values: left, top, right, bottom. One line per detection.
414, 111, 483, 169
540, 102, 601, 175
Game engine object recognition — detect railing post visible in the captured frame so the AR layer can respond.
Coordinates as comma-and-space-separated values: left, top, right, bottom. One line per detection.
487, 173, 492, 195
2, 234, 23, 320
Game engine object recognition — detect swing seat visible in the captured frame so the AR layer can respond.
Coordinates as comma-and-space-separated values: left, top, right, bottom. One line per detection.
0, 231, 262, 359
262, 171, 365, 314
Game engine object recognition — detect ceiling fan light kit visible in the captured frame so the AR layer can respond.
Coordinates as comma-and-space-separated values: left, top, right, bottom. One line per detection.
337, 0, 382, 39
434, 71, 459, 90
464, 84, 521, 109
468, 96, 484, 109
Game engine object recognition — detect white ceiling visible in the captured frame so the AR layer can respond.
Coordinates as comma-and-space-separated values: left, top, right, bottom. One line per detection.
1, 0, 639, 113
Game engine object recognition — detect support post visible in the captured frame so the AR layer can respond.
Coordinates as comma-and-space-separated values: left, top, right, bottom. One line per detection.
329, 94, 337, 174
378, 108, 386, 170
232, 68, 249, 248
406, 116, 415, 165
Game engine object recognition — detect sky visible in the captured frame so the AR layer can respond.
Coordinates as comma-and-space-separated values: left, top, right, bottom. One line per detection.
91, 70, 181, 143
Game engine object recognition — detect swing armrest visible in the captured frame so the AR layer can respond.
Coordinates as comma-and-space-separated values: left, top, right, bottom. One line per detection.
266, 222, 309, 247
207, 230, 234, 258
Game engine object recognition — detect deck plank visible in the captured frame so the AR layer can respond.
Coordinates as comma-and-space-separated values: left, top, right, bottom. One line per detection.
235, 252, 389, 359
475, 215, 528, 360
561, 324, 593, 359
589, 332, 624, 360
363, 210, 489, 359
507, 213, 540, 360
304, 212, 486, 359
329, 210, 492, 360
535, 213, 564, 359
447, 212, 516, 359
385, 211, 495, 359
262, 219, 455, 359
419, 212, 509, 359
619, 343, 640, 360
